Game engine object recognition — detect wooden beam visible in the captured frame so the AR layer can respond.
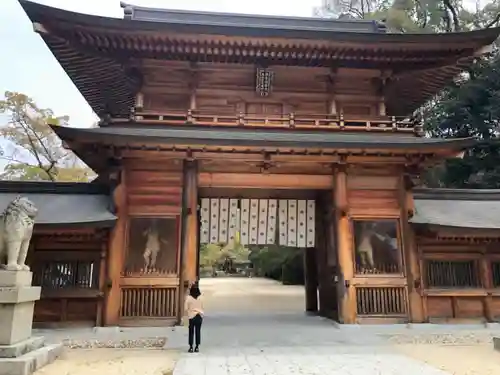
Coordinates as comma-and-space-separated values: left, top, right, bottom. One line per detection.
198, 172, 333, 190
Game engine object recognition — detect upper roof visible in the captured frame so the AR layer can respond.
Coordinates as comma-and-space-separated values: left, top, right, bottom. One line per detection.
411, 188, 500, 230
18, 0, 500, 118
0, 181, 116, 227
120, 2, 388, 34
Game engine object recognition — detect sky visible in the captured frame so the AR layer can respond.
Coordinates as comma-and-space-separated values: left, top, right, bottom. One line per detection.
0, 0, 321, 129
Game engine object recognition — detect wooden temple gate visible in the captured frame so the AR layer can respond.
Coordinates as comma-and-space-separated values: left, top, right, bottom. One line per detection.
18, 0, 500, 326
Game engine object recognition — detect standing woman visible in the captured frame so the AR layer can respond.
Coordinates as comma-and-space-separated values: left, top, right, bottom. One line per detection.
184, 282, 204, 352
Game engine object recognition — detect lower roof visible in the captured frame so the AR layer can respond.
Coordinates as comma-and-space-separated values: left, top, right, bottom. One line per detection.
0, 182, 116, 227
0, 181, 497, 231
412, 188, 500, 230
52, 125, 477, 151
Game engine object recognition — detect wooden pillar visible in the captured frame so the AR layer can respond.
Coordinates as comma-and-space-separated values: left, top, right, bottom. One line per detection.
189, 91, 197, 110
184, 160, 199, 283
104, 169, 127, 326
315, 207, 327, 317
96, 237, 107, 327
177, 160, 198, 323
304, 247, 318, 313
479, 255, 493, 322
401, 175, 424, 323
378, 99, 386, 116
334, 165, 356, 323
329, 96, 337, 116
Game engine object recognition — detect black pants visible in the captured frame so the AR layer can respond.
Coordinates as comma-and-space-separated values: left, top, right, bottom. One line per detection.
188, 314, 203, 347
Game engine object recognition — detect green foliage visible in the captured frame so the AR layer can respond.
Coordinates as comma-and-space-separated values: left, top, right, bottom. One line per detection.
0, 91, 95, 182
199, 239, 251, 271
422, 55, 500, 188
249, 245, 304, 285
315, 0, 500, 33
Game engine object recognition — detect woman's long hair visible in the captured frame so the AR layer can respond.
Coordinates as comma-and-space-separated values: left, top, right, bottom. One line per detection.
189, 283, 201, 299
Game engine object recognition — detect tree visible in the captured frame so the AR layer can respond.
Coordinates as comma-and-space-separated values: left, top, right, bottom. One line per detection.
199, 243, 223, 271
314, 0, 500, 33
249, 245, 304, 284
422, 54, 500, 188
0, 91, 95, 182
315, 0, 500, 188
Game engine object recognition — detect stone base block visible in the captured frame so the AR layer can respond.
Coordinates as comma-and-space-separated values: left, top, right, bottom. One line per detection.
0, 336, 45, 358
0, 343, 63, 375
0, 271, 33, 287
0, 299, 37, 345
493, 337, 500, 351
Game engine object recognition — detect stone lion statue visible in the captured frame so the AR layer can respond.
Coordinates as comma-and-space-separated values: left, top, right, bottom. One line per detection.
0, 196, 38, 271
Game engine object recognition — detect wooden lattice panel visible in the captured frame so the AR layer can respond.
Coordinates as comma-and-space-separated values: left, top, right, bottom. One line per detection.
356, 287, 407, 316
200, 198, 315, 247
120, 287, 177, 318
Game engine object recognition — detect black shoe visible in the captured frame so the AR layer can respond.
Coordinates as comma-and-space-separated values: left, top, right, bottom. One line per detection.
194, 346, 199, 353
188, 347, 193, 353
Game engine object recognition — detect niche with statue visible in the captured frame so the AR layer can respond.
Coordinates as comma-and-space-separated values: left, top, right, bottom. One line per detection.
124, 218, 178, 276
352, 219, 402, 275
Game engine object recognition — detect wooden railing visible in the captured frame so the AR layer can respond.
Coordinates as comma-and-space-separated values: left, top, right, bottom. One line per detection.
109, 110, 424, 135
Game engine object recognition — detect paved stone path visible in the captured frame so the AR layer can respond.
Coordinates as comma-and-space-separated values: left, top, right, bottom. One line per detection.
35, 277, 499, 374
171, 277, 451, 375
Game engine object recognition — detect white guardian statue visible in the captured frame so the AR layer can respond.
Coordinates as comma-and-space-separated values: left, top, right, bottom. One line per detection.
0, 196, 38, 271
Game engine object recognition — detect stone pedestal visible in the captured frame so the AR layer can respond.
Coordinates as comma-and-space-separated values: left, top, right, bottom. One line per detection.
494, 337, 500, 351
0, 271, 63, 375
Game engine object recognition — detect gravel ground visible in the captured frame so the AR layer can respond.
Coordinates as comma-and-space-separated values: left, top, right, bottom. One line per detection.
34, 348, 179, 375
62, 338, 167, 349
386, 332, 497, 345
395, 344, 500, 375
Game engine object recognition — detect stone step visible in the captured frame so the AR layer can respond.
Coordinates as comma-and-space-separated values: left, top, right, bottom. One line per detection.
0, 336, 45, 358
0, 343, 63, 375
